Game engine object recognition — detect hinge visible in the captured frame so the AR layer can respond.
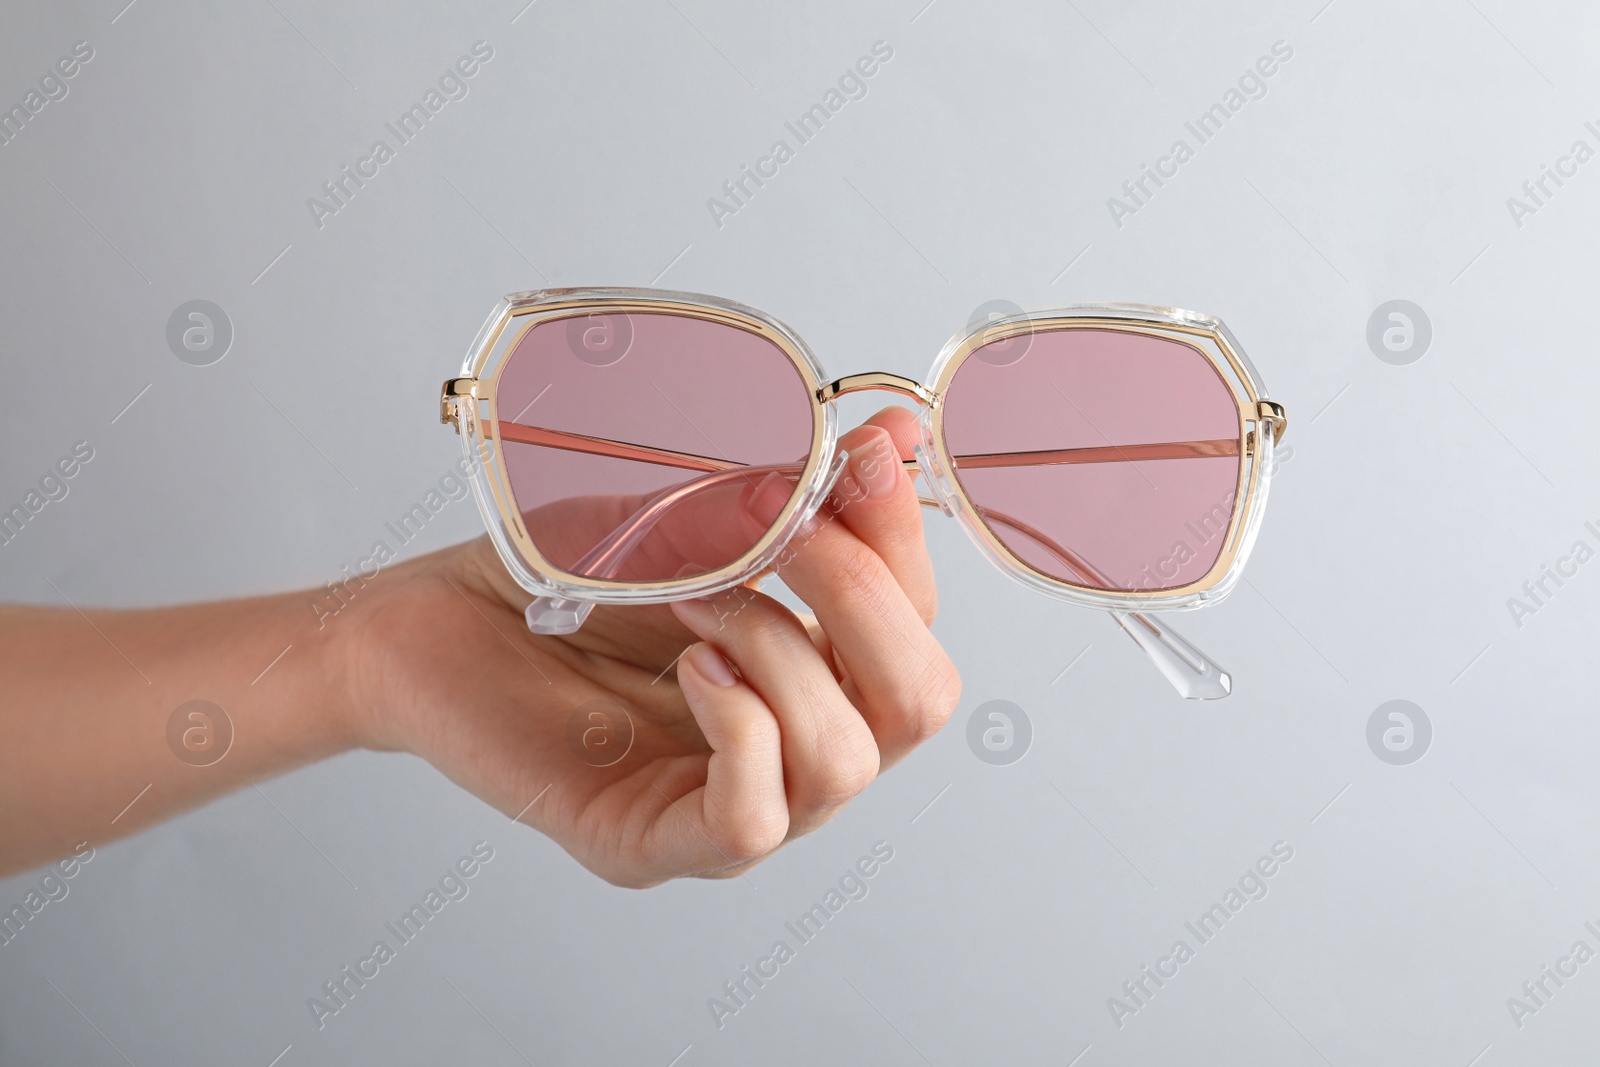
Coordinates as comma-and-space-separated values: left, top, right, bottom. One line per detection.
440, 377, 482, 430
1255, 399, 1288, 443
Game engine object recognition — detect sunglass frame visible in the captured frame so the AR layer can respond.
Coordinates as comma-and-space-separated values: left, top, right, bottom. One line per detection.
439, 287, 1286, 615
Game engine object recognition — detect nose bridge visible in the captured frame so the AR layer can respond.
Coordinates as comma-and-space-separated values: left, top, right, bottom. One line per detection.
817, 372, 935, 407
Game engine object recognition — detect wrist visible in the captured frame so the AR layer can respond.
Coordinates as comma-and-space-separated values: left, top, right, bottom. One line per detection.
286, 591, 370, 757
144, 588, 367, 768
161, 590, 364, 767
321, 551, 446, 754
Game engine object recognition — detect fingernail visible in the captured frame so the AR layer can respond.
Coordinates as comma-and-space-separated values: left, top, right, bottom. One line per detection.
849, 428, 903, 502
741, 471, 793, 529
684, 642, 738, 687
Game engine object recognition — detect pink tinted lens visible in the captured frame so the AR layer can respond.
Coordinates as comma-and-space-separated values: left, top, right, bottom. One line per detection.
494, 311, 816, 583
941, 327, 1242, 592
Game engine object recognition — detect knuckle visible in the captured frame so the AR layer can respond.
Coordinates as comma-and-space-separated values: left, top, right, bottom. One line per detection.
827, 542, 897, 619
832, 539, 886, 592
595, 864, 661, 890
715, 809, 789, 862
833, 532, 934, 630
741, 611, 795, 651
718, 708, 780, 757
808, 725, 880, 809
699, 858, 760, 881
720, 591, 803, 647
902, 660, 963, 744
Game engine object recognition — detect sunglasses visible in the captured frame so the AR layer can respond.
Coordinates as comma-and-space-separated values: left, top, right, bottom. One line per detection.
439, 288, 1287, 700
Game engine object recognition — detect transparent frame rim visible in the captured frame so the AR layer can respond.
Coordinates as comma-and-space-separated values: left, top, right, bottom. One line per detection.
458, 288, 838, 605
451, 290, 1277, 614
918, 302, 1276, 613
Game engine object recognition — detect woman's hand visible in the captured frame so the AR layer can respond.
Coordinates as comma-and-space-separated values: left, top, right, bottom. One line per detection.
0, 407, 958, 883
343, 407, 961, 887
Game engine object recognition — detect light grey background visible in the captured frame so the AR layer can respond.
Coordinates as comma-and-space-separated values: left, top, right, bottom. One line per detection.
2, 0, 1598, 1063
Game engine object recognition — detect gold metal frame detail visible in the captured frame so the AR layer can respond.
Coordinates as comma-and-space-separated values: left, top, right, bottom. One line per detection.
455, 297, 831, 596
442, 296, 1285, 604
926, 316, 1272, 601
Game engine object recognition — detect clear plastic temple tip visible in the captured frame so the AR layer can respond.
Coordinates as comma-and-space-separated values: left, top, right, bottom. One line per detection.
526, 597, 594, 635
1110, 611, 1231, 700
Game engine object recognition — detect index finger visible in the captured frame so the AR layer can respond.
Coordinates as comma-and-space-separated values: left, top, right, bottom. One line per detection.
826, 407, 939, 625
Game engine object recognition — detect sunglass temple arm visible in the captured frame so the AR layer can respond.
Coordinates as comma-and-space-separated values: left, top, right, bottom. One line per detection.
908, 490, 1230, 700
488, 419, 1232, 700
